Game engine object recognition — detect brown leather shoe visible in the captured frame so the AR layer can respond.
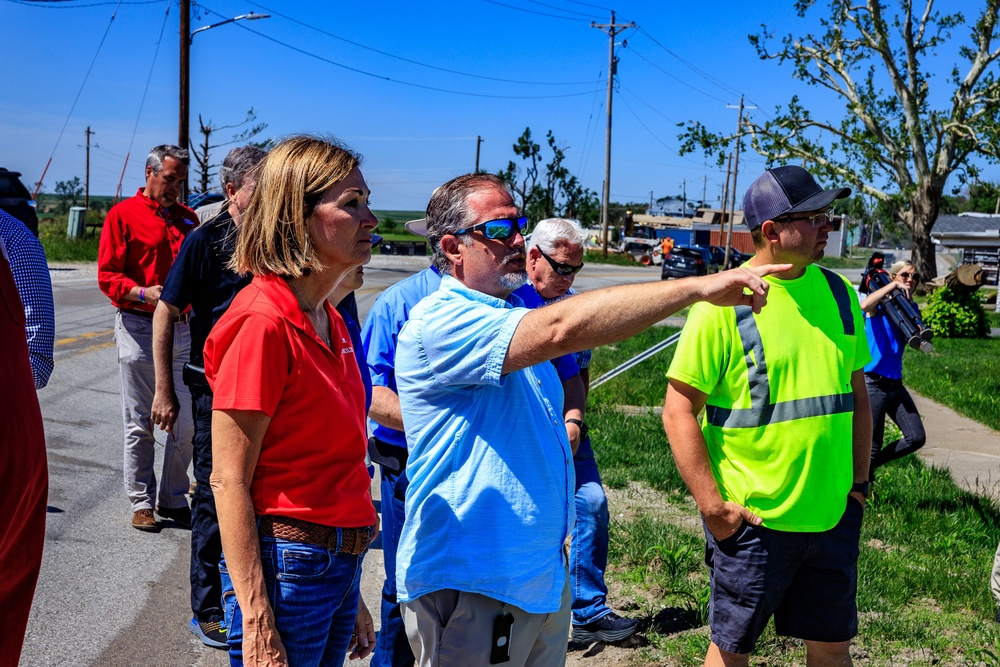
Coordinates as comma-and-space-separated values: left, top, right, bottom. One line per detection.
131, 508, 159, 532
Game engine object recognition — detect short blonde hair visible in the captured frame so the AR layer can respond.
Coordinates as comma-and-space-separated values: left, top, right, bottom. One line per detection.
888, 260, 913, 278
232, 136, 361, 277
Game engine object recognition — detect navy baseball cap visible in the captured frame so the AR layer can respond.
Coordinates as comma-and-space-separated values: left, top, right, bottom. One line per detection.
742, 166, 851, 231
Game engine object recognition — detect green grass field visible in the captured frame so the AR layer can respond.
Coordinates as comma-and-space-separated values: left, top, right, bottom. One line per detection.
585, 324, 1000, 664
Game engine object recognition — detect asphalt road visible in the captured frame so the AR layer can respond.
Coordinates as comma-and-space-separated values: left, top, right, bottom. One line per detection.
21, 256, 662, 667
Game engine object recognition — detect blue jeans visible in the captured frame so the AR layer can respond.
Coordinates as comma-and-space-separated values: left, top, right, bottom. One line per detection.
571, 437, 612, 626
220, 534, 365, 667
371, 467, 414, 667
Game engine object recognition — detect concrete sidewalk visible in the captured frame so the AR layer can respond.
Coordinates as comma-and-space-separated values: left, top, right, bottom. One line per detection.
910, 391, 1000, 500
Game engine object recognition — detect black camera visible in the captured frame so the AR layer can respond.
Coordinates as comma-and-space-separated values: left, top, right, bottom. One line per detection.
860, 252, 933, 352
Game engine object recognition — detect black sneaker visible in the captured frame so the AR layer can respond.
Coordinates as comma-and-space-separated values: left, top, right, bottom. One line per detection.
189, 617, 227, 649
571, 612, 640, 644
156, 504, 192, 528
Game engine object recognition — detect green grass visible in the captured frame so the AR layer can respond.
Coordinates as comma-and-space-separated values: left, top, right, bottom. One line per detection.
37, 219, 100, 262
818, 255, 870, 269
585, 325, 1000, 663
584, 249, 650, 267
903, 336, 1000, 430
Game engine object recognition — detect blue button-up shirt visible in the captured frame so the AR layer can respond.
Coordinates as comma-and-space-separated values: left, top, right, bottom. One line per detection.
395, 275, 575, 613
0, 210, 54, 388
361, 266, 441, 450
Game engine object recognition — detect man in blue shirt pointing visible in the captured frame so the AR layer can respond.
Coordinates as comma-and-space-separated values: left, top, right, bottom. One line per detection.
393, 173, 788, 667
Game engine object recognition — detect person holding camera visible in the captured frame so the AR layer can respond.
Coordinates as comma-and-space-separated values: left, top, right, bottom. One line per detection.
859, 260, 926, 480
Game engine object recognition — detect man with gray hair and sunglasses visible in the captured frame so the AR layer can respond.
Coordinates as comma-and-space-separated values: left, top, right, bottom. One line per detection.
98, 144, 199, 533
393, 173, 788, 666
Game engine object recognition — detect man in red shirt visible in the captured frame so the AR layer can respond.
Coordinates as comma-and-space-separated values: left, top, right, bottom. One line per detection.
98, 145, 199, 532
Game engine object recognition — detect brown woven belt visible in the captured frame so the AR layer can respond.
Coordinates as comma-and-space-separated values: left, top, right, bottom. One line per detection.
257, 515, 373, 555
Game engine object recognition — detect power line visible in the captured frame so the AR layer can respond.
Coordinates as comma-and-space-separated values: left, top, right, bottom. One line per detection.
624, 47, 729, 104
577, 68, 605, 176
33, 0, 131, 197
618, 82, 677, 123
523, 0, 601, 19
636, 26, 743, 99
117, 0, 171, 198
559, 0, 612, 11
616, 93, 706, 167
236, 1, 596, 86
5, 0, 161, 6
199, 6, 603, 99
481, 0, 592, 21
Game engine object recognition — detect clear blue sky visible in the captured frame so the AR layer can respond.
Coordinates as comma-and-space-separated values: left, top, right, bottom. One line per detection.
2, 0, 994, 212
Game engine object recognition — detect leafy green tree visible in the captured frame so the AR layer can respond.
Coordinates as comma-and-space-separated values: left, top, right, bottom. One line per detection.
54, 176, 83, 213
963, 181, 1000, 214
679, 0, 1000, 284
498, 128, 600, 225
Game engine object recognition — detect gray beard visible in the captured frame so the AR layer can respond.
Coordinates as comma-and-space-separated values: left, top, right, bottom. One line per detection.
499, 270, 528, 291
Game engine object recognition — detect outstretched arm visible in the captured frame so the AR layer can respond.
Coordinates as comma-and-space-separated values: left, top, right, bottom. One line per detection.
503, 264, 790, 375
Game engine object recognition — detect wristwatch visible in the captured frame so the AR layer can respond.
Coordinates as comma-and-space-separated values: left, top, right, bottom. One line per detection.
851, 481, 871, 499
565, 419, 588, 440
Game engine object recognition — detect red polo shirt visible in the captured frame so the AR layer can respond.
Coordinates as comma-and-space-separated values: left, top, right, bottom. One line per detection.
204, 274, 376, 529
97, 188, 199, 312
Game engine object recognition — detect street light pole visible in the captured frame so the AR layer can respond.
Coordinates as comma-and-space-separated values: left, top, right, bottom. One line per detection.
178, 5, 269, 200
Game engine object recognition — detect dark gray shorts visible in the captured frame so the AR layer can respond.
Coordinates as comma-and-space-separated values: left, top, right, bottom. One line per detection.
704, 498, 863, 654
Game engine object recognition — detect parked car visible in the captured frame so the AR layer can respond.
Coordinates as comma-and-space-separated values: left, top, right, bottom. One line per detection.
661, 245, 719, 279
709, 245, 752, 269
186, 191, 225, 210
0, 168, 39, 236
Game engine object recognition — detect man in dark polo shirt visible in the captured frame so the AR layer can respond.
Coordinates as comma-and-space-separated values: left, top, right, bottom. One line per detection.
150, 145, 265, 649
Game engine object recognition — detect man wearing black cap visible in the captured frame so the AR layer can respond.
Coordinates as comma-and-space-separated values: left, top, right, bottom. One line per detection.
663, 166, 873, 666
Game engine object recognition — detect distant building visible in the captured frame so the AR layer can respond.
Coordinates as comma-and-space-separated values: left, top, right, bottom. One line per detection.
931, 213, 1000, 286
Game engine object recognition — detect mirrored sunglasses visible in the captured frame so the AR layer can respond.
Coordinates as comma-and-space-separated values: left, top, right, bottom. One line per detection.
539, 248, 584, 276
455, 216, 528, 241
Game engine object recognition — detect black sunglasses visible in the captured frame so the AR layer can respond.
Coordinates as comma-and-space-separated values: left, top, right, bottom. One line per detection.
538, 248, 584, 276
454, 216, 528, 241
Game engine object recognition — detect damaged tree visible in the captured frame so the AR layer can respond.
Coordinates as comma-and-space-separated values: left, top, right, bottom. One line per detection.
679, 0, 1000, 283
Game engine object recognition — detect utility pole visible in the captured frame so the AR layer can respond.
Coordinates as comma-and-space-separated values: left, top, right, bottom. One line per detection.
723, 95, 755, 267
179, 0, 191, 202
681, 179, 687, 218
719, 152, 733, 238
592, 11, 634, 255
475, 135, 483, 173
702, 174, 708, 212
649, 190, 653, 214
85, 126, 94, 214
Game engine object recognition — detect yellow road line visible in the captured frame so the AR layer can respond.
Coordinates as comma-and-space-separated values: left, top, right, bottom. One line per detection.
55, 329, 114, 346
59, 340, 116, 361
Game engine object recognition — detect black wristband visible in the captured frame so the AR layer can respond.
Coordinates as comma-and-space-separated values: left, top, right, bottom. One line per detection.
565, 418, 588, 440
851, 481, 871, 498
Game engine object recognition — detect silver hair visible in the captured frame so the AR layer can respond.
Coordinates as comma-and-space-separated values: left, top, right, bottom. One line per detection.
425, 173, 512, 275
888, 260, 913, 278
219, 145, 268, 191
145, 145, 190, 173
527, 217, 587, 255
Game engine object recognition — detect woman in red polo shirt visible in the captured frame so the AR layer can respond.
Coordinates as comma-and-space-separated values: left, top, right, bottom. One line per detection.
205, 136, 379, 666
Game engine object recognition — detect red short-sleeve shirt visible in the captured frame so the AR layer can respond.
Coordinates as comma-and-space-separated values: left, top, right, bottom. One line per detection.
204, 274, 376, 528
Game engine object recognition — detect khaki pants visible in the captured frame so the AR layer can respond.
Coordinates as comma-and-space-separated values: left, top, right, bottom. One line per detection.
115, 311, 193, 511
402, 580, 571, 667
